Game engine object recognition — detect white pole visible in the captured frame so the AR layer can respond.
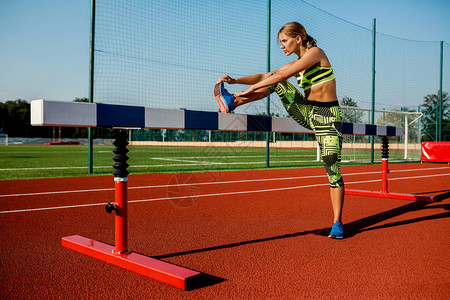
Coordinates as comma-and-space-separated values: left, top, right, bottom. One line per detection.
404, 114, 408, 159
316, 142, 320, 161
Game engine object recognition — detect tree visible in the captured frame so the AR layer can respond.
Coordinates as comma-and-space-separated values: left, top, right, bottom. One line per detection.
421, 91, 450, 141
74, 97, 89, 103
340, 96, 358, 107
0, 99, 50, 137
340, 96, 363, 124
376, 107, 416, 127
376, 107, 421, 143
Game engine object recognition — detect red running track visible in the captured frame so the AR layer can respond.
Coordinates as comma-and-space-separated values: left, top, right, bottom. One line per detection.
0, 163, 449, 298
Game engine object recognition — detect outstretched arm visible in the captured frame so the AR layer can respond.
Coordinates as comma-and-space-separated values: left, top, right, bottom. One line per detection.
235, 47, 324, 97
216, 59, 298, 85
216, 73, 266, 85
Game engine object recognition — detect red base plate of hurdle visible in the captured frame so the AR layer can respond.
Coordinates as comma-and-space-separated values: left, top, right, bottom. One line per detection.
345, 189, 433, 202
62, 235, 201, 290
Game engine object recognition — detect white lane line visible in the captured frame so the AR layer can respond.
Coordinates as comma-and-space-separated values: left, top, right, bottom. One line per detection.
0, 202, 106, 214
1, 166, 449, 198
0, 173, 449, 214
0, 182, 335, 214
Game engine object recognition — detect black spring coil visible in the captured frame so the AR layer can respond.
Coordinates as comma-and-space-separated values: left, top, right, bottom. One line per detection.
381, 136, 389, 159
112, 129, 130, 178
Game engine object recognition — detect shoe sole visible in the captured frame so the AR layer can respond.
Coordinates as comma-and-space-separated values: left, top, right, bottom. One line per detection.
214, 83, 229, 113
328, 234, 344, 239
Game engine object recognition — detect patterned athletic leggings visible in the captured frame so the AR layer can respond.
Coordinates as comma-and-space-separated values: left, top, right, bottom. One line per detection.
268, 81, 344, 188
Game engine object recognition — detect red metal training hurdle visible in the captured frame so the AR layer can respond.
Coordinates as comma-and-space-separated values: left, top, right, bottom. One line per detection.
61, 130, 202, 290
345, 136, 434, 202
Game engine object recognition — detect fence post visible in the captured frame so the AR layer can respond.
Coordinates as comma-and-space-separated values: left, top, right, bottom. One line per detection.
265, 0, 271, 168
88, 0, 96, 174
418, 106, 422, 147
439, 41, 443, 141
404, 114, 408, 159
371, 18, 376, 163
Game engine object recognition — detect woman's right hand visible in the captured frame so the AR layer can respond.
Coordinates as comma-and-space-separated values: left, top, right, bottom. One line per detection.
216, 75, 235, 84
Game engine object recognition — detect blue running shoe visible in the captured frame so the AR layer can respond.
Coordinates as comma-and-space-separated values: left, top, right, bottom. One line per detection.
214, 82, 236, 113
328, 222, 344, 239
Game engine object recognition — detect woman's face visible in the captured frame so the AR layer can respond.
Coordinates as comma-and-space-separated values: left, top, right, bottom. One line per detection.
279, 33, 300, 56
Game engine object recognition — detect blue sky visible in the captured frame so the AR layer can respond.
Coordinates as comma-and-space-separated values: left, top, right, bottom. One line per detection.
0, 0, 449, 108
307, 0, 450, 42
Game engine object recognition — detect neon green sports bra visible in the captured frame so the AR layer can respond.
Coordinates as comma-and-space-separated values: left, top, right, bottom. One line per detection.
296, 65, 335, 90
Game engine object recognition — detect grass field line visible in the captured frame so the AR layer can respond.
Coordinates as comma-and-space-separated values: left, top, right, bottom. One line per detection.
141, 161, 448, 170
0, 150, 87, 153
151, 157, 216, 164
136, 159, 321, 166
145, 158, 320, 166
149, 154, 317, 159
1, 172, 449, 214
1, 166, 449, 198
0, 166, 88, 171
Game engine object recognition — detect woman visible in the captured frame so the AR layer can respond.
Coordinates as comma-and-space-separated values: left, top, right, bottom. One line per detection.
215, 22, 344, 239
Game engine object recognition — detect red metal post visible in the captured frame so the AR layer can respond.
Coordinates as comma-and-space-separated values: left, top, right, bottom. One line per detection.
114, 177, 128, 254
381, 159, 388, 193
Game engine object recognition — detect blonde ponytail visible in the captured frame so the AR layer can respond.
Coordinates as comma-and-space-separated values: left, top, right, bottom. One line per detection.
306, 35, 317, 48
278, 22, 317, 48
